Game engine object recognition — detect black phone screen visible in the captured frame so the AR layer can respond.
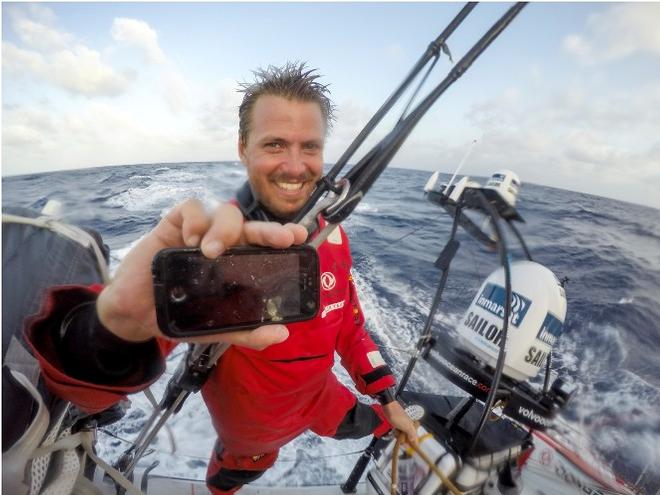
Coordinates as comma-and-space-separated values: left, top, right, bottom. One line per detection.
153, 246, 319, 337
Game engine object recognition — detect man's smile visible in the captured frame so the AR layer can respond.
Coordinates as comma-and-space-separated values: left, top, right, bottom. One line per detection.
274, 181, 305, 192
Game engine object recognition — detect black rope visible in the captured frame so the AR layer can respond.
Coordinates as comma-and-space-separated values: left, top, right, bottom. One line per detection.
398, 54, 441, 124
341, 5, 527, 491
293, 2, 477, 224
466, 190, 511, 454
328, 3, 528, 227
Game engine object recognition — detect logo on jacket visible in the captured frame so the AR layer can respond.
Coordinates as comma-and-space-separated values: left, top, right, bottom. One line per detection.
322, 300, 345, 318
321, 272, 336, 291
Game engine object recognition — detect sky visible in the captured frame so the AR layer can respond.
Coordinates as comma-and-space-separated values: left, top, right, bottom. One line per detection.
2, 2, 660, 209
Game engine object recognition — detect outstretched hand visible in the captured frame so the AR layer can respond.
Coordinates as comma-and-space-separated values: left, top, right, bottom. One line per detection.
96, 199, 307, 350
382, 400, 419, 448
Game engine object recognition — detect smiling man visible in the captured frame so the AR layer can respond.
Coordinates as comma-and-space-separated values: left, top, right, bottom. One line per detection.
238, 94, 326, 220
24, 62, 416, 495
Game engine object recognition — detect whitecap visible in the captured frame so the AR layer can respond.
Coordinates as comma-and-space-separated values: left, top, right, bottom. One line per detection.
109, 234, 146, 275
106, 183, 218, 213
355, 202, 379, 213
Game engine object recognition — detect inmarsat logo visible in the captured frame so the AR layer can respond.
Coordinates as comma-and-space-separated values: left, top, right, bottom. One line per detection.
536, 313, 563, 346
476, 283, 531, 327
321, 272, 336, 291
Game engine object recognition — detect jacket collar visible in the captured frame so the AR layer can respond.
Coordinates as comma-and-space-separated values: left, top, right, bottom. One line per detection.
234, 181, 320, 233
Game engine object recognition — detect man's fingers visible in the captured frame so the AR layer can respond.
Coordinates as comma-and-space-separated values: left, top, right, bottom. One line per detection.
158, 198, 210, 248
200, 204, 244, 258
179, 199, 211, 247
242, 221, 307, 248
406, 427, 419, 447
283, 223, 309, 244
397, 428, 419, 448
226, 324, 290, 350
161, 202, 309, 258
186, 324, 289, 350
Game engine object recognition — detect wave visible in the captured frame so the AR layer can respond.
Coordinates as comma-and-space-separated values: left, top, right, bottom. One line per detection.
105, 181, 220, 213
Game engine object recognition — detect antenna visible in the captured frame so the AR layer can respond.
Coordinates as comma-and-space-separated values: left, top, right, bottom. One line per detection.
445, 138, 478, 192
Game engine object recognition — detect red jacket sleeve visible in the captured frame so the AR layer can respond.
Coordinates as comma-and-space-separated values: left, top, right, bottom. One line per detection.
335, 273, 396, 397
23, 285, 171, 414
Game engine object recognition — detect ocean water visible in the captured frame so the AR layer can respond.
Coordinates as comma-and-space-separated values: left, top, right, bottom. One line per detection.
3, 162, 659, 493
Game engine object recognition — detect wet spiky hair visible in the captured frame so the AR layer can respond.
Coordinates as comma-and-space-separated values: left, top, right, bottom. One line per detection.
238, 61, 335, 144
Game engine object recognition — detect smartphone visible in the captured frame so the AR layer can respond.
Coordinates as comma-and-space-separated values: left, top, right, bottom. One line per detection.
152, 245, 320, 338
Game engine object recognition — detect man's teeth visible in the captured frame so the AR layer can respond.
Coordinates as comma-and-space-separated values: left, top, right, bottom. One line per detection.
276, 182, 304, 191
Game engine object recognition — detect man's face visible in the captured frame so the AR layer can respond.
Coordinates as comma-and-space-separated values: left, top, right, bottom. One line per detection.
239, 94, 325, 219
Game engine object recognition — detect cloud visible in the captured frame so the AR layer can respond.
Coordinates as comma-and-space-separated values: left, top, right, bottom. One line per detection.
2, 101, 236, 175
111, 17, 166, 64
562, 34, 591, 59
11, 16, 74, 52
7, 4, 56, 31
332, 99, 374, 140
460, 82, 660, 207
467, 83, 660, 141
325, 98, 381, 161
52, 46, 133, 97
3, 7, 132, 97
563, 130, 623, 166
162, 68, 191, 114
3, 41, 132, 97
563, 4, 660, 63
109, 17, 194, 114
198, 79, 243, 137
5, 5, 193, 119
3, 107, 56, 147
2, 42, 46, 74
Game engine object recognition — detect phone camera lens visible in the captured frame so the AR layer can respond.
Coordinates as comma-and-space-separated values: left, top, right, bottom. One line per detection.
170, 286, 187, 303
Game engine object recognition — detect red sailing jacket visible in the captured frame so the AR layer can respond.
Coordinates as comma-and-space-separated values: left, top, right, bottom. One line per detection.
202, 224, 395, 454
23, 224, 395, 450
